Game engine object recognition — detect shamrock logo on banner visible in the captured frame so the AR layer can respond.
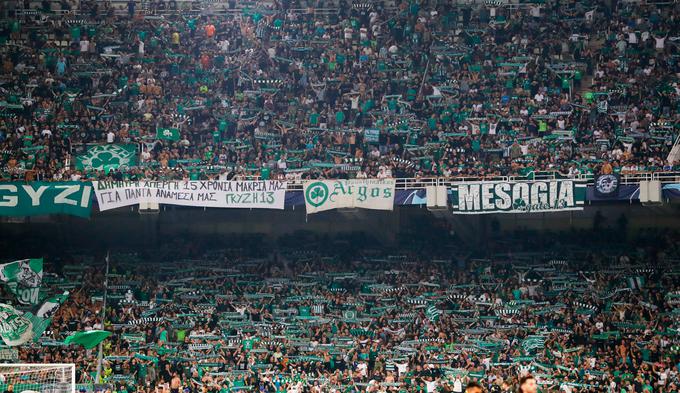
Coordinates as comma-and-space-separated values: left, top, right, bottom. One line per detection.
76, 144, 138, 171
512, 198, 527, 210
156, 127, 180, 141
305, 182, 329, 208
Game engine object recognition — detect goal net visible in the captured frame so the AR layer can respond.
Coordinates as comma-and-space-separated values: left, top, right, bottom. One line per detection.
0, 364, 75, 393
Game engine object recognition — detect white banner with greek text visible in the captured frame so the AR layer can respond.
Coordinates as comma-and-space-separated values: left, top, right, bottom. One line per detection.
93, 181, 287, 211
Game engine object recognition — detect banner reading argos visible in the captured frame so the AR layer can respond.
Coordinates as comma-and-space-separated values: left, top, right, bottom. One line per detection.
304, 179, 395, 213
93, 180, 287, 211
450, 180, 586, 214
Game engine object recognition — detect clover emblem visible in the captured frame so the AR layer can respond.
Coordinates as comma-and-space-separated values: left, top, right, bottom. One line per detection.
512, 198, 526, 210
305, 182, 329, 208
90, 151, 121, 169
82, 145, 133, 170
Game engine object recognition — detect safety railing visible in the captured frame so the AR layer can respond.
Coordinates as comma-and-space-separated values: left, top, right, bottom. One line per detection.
4, 171, 679, 190
283, 172, 680, 190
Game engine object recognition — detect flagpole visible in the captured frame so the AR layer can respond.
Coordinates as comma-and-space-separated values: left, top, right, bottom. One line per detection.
95, 251, 110, 383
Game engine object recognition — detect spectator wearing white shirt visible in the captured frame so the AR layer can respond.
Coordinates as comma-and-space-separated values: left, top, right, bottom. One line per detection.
653, 33, 667, 51
80, 38, 89, 53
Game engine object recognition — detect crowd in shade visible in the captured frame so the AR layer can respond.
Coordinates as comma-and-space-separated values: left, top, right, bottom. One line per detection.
0, 0, 679, 182
1, 229, 678, 393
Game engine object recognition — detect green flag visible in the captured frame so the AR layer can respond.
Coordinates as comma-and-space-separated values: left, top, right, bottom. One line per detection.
0, 259, 43, 288
0, 259, 43, 305
24, 312, 52, 343
0, 303, 34, 346
76, 144, 138, 171
64, 330, 112, 349
156, 127, 180, 141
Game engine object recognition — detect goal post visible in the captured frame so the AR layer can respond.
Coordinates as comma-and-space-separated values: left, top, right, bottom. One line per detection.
0, 364, 75, 393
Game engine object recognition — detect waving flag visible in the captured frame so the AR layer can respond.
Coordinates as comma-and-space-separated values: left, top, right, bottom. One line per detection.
0, 303, 34, 346
0, 259, 43, 305
156, 127, 180, 141
36, 291, 70, 318
64, 330, 112, 349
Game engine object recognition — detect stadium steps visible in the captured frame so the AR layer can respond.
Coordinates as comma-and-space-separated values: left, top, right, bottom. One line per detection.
572, 35, 605, 96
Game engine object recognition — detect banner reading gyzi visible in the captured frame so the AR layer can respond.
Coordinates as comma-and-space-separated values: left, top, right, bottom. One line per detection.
0, 182, 92, 217
304, 179, 396, 214
93, 180, 287, 211
450, 180, 586, 214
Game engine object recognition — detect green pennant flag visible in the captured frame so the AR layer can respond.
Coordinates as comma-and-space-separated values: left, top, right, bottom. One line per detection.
76, 144, 138, 171
156, 127, 180, 141
64, 330, 111, 349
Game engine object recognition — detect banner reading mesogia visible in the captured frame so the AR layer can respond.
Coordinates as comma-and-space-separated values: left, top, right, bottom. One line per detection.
0, 182, 93, 217
450, 180, 586, 214
93, 180, 287, 211
304, 179, 396, 214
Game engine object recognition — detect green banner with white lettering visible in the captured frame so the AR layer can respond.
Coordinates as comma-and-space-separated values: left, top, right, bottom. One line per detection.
450, 180, 586, 214
0, 182, 93, 218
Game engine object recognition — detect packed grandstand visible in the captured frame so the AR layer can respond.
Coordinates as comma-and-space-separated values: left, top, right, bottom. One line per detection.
1, 0, 680, 392
0, 230, 678, 392
0, 0, 678, 183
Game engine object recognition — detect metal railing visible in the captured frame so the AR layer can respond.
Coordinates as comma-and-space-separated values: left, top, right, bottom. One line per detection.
282, 171, 680, 190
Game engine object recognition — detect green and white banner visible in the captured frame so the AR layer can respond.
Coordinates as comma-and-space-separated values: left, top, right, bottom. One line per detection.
0, 258, 43, 288
0, 303, 34, 346
75, 144, 138, 172
1, 258, 44, 305
36, 291, 69, 318
450, 180, 586, 214
156, 127, 180, 141
93, 180, 287, 211
0, 182, 92, 217
7, 285, 42, 306
303, 179, 395, 214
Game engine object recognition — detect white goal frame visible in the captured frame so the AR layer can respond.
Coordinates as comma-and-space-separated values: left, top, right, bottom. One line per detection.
0, 363, 75, 393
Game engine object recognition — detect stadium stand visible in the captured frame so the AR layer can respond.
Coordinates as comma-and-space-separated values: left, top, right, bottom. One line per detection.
0, 0, 678, 183
1, 1, 680, 392
1, 229, 679, 392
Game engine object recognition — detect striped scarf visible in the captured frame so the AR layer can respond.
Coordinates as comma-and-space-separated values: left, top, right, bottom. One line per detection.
188, 343, 213, 351
128, 317, 163, 325
495, 308, 520, 316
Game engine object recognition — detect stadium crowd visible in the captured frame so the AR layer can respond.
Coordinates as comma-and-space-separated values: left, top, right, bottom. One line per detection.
5, 229, 680, 393
0, 0, 679, 182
